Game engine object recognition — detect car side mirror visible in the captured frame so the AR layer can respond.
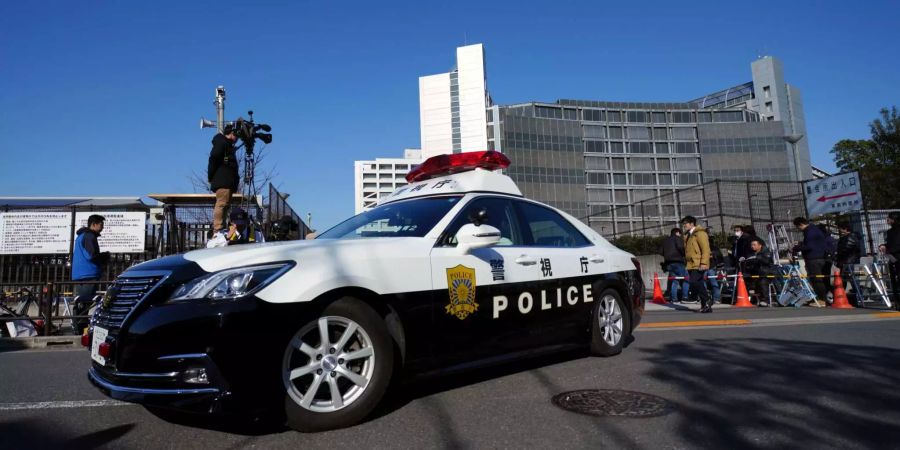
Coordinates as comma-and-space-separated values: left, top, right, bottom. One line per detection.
455, 223, 501, 254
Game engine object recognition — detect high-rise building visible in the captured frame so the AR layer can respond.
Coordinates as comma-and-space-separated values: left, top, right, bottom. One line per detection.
419, 44, 491, 159
353, 149, 421, 214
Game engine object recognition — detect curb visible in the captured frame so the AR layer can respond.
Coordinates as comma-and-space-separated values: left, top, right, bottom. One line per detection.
0, 335, 82, 350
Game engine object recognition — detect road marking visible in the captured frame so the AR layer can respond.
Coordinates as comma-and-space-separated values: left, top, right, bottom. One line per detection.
639, 311, 900, 331
0, 400, 132, 411
639, 319, 752, 328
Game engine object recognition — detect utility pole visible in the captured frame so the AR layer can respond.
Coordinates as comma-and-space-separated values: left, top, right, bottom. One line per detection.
214, 86, 226, 133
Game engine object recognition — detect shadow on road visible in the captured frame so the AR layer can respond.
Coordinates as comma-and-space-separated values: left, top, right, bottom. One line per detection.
0, 419, 135, 449
642, 338, 900, 449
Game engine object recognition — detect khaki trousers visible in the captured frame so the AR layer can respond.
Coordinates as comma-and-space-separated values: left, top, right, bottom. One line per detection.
213, 188, 232, 232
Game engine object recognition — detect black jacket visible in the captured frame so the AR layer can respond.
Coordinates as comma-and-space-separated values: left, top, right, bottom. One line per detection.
731, 234, 752, 261
794, 224, 829, 260
208, 134, 239, 192
887, 224, 900, 258
743, 246, 775, 275
660, 235, 685, 264
836, 232, 862, 266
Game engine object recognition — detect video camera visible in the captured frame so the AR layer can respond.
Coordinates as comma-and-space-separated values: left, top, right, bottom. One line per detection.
227, 110, 273, 154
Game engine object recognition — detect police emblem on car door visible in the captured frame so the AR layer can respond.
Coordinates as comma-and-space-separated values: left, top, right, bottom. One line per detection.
445, 264, 478, 320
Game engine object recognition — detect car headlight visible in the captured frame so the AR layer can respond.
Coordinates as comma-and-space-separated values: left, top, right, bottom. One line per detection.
169, 263, 293, 301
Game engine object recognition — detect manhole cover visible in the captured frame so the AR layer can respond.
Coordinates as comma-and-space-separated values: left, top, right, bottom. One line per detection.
552, 389, 672, 418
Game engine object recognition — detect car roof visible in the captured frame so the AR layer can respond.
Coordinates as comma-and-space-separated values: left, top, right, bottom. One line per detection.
378, 169, 522, 206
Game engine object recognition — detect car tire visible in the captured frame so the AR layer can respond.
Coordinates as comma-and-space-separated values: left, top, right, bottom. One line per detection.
590, 288, 629, 357
282, 297, 394, 432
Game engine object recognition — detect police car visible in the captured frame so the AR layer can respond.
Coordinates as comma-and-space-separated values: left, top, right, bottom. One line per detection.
87, 151, 644, 432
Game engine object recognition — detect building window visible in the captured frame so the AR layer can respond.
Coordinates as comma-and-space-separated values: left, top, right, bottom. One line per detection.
652, 127, 667, 140
764, 86, 771, 98
587, 188, 611, 202
674, 158, 699, 171
652, 112, 667, 123
583, 109, 605, 122
626, 126, 650, 139
655, 142, 670, 154
713, 111, 744, 123
609, 142, 625, 153
659, 174, 673, 185
607, 111, 622, 122
626, 111, 648, 123
585, 140, 607, 153
670, 127, 696, 140
656, 158, 671, 170
584, 125, 606, 139
698, 112, 712, 123
677, 173, 700, 185
628, 141, 652, 153
611, 158, 626, 170
629, 158, 653, 171
608, 126, 624, 139
614, 190, 629, 203
612, 173, 627, 185
765, 101, 773, 113
767, 116, 775, 121
670, 111, 693, 123
674, 142, 696, 153
587, 172, 609, 185
585, 156, 609, 170
631, 173, 656, 185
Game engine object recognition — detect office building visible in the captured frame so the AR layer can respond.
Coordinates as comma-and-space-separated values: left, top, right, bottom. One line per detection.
354, 149, 421, 214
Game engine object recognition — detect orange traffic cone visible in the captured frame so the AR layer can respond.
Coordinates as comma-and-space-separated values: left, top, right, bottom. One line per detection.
830, 270, 853, 309
652, 273, 667, 305
733, 273, 754, 308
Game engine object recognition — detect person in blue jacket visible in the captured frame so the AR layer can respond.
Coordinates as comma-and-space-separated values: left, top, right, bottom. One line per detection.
792, 217, 832, 305
72, 214, 109, 332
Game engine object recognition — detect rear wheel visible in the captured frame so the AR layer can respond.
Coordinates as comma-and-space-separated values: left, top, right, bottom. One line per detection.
590, 289, 629, 357
282, 297, 394, 432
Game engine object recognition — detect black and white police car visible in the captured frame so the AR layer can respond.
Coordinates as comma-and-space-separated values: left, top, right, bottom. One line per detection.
87, 151, 644, 432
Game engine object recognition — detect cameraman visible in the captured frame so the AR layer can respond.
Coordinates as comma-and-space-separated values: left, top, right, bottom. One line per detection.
208, 125, 239, 236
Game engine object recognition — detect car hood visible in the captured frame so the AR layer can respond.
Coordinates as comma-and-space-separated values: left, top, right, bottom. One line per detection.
182, 238, 428, 273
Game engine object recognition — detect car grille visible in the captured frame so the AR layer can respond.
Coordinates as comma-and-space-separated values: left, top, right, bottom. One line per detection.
93, 276, 163, 332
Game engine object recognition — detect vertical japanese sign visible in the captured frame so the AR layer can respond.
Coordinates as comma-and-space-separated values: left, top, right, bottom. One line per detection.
0, 212, 73, 254
75, 212, 146, 253
803, 171, 864, 217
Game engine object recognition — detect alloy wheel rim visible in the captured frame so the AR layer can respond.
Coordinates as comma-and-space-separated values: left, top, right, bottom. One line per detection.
598, 295, 623, 346
282, 316, 375, 413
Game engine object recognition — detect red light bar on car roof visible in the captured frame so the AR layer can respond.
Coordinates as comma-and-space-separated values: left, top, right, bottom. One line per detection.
406, 151, 511, 183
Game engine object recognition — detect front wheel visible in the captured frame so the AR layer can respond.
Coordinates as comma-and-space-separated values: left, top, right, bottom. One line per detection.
590, 288, 629, 357
282, 297, 394, 432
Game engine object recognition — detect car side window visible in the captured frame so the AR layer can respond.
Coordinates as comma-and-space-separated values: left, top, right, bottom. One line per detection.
441, 197, 524, 247
515, 200, 591, 247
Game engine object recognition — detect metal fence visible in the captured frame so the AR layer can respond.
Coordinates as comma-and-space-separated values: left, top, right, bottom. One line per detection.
592, 179, 898, 255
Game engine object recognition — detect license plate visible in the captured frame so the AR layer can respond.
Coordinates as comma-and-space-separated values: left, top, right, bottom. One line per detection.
91, 326, 109, 365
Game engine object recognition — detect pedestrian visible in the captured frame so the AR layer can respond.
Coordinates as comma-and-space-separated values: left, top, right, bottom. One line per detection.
885, 212, 900, 309
743, 237, 776, 305
730, 225, 752, 268
835, 221, 863, 305
707, 238, 725, 304
792, 217, 831, 305
660, 228, 689, 303
681, 216, 712, 313
208, 124, 240, 239
72, 215, 110, 333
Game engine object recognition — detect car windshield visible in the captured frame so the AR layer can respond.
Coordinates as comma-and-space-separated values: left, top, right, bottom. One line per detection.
317, 196, 462, 240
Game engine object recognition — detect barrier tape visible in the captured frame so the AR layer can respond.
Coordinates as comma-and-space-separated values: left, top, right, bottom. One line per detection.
658, 273, 883, 281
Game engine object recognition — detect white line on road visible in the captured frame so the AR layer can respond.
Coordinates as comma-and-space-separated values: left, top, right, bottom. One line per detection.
0, 399, 133, 411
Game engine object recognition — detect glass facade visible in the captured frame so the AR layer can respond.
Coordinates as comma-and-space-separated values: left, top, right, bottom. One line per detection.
495, 101, 755, 236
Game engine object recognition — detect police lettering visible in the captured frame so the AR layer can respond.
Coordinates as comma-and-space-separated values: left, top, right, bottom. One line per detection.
492, 284, 594, 319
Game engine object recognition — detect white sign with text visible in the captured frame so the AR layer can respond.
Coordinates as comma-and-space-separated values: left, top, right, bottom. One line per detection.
0, 212, 73, 254
803, 171, 864, 217
75, 212, 146, 253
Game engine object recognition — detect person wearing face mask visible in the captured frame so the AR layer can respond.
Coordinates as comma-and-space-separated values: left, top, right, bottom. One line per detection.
730, 225, 751, 268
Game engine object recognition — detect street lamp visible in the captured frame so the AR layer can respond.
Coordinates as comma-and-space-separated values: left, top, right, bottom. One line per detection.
783, 134, 805, 180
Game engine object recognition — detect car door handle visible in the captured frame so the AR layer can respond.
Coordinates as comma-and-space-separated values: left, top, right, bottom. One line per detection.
589, 255, 605, 264
515, 255, 538, 266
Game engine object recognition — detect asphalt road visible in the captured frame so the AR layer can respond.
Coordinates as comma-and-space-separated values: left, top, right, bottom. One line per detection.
2, 310, 900, 450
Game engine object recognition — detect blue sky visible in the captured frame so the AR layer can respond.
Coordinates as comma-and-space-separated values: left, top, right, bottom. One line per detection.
1, 1, 898, 229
